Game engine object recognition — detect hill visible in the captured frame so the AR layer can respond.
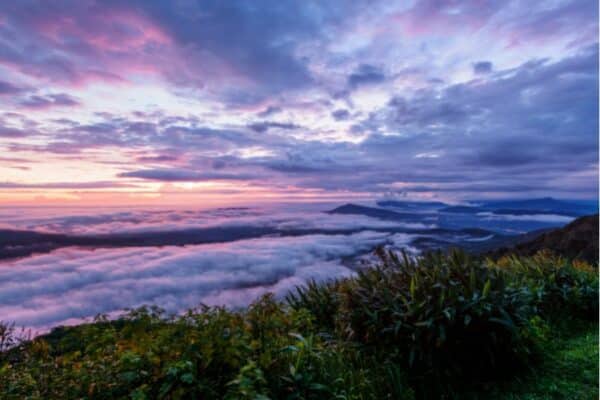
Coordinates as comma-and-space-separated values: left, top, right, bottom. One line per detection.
477, 197, 597, 216
491, 214, 598, 263
440, 197, 598, 217
328, 203, 423, 221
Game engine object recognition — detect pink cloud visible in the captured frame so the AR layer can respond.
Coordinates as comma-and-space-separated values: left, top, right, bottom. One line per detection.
391, 0, 499, 37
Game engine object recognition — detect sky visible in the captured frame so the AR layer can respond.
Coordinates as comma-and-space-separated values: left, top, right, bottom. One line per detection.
0, 0, 598, 206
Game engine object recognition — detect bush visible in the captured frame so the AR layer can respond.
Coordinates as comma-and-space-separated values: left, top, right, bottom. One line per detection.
286, 279, 342, 332
333, 249, 536, 397
493, 250, 599, 320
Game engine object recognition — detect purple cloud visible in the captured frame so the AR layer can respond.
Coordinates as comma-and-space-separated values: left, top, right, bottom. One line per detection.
0, 181, 137, 189
348, 64, 386, 89
0, 0, 596, 201
331, 109, 351, 121
0, 126, 29, 138
247, 121, 301, 133
118, 168, 257, 182
19, 93, 80, 109
472, 61, 493, 74
0, 81, 25, 95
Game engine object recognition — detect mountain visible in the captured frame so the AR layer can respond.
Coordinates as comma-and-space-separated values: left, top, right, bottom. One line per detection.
476, 197, 597, 216
1, 204, 506, 261
440, 197, 597, 217
3, 204, 595, 263
440, 205, 484, 214
376, 200, 448, 209
328, 203, 421, 221
490, 214, 599, 263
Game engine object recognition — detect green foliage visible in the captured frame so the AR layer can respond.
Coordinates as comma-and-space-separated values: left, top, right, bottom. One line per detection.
0, 250, 597, 399
334, 249, 537, 396
487, 320, 599, 400
491, 250, 599, 320
286, 280, 342, 331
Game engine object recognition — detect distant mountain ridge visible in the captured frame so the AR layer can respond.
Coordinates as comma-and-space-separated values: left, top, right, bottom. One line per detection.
375, 197, 597, 217
1, 201, 596, 262
329, 203, 599, 261
328, 203, 426, 221
0, 223, 503, 261
375, 200, 447, 209
439, 197, 597, 217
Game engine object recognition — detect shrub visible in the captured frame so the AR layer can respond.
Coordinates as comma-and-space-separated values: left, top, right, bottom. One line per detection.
286, 279, 342, 331
333, 249, 536, 397
493, 250, 599, 320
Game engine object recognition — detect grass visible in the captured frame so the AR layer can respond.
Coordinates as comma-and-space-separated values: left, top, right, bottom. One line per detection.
490, 320, 598, 400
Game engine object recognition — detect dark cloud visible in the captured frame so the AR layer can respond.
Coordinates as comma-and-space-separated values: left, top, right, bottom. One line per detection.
247, 121, 301, 133
136, 154, 180, 163
265, 163, 324, 173
0, 80, 25, 95
137, 0, 320, 90
0, 0, 371, 103
118, 168, 256, 182
257, 106, 282, 118
348, 64, 386, 89
472, 61, 493, 74
331, 109, 351, 121
19, 93, 80, 109
344, 46, 599, 196
0, 126, 29, 138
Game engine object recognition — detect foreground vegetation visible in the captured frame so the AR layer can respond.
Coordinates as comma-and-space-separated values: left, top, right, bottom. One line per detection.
488, 319, 598, 400
0, 249, 597, 399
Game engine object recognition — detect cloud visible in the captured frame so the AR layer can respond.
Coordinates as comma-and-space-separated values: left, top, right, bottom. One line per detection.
0, 126, 30, 138
348, 64, 386, 88
0, 231, 405, 330
341, 46, 599, 197
0, 181, 136, 189
331, 109, 351, 121
19, 93, 80, 109
472, 61, 492, 74
118, 168, 256, 182
478, 212, 574, 224
0, 81, 25, 95
257, 106, 282, 118
247, 121, 301, 133
0, 203, 430, 238
136, 154, 180, 163
0, 0, 596, 201
0, 199, 584, 332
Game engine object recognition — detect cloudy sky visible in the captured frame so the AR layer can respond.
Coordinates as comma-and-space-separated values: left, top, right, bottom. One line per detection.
0, 0, 598, 206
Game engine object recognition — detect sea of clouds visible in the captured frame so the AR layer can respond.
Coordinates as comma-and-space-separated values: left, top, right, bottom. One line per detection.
0, 204, 429, 235
0, 205, 419, 333
0, 202, 577, 333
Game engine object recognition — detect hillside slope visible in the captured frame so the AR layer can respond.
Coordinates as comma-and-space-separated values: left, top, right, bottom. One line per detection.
492, 214, 598, 263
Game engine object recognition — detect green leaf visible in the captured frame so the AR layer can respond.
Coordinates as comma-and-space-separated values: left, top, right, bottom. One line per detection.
180, 373, 194, 384
483, 279, 491, 298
